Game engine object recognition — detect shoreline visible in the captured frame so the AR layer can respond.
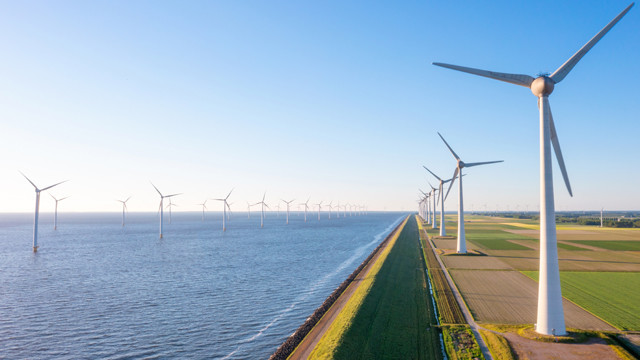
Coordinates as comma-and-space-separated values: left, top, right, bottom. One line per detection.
269, 215, 409, 360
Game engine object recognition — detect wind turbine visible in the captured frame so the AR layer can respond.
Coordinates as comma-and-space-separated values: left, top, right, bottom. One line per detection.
151, 183, 181, 239
282, 199, 295, 224
423, 166, 453, 237
439, 132, 503, 254
197, 200, 208, 221
255, 192, 270, 228
326, 201, 333, 219
335, 201, 340, 218
247, 201, 253, 219
432, 3, 633, 335
117, 196, 131, 227
299, 198, 310, 222
213, 189, 233, 231
166, 198, 178, 224
315, 201, 323, 221
20, 172, 67, 252
50, 194, 70, 230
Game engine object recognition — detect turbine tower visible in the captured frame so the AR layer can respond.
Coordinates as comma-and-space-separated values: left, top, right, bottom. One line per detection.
255, 192, 270, 228
247, 202, 253, 219
423, 166, 452, 236
315, 201, 323, 221
166, 199, 178, 224
20, 172, 67, 252
326, 201, 333, 219
197, 200, 208, 221
50, 194, 70, 230
429, 183, 438, 229
300, 198, 310, 222
282, 199, 295, 224
432, 3, 633, 335
152, 183, 181, 239
439, 132, 503, 254
213, 189, 233, 231
117, 196, 131, 227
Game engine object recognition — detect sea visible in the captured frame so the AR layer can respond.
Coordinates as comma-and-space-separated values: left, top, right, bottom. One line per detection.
0, 210, 406, 359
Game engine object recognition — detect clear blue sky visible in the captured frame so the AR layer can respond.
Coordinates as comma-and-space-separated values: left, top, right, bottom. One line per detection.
1, 0, 638, 213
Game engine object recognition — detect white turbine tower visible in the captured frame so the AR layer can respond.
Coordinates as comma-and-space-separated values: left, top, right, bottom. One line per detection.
299, 198, 310, 222
433, 3, 633, 335
151, 183, 181, 239
166, 199, 178, 224
335, 201, 340, 218
439, 132, 503, 254
315, 201, 323, 221
20, 172, 67, 252
197, 200, 208, 221
256, 193, 270, 228
247, 202, 253, 219
117, 196, 131, 227
423, 166, 452, 236
50, 194, 70, 230
429, 183, 438, 229
326, 201, 333, 219
282, 199, 295, 224
213, 189, 233, 231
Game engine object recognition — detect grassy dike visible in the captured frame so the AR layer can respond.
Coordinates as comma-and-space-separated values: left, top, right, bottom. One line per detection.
307, 215, 443, 360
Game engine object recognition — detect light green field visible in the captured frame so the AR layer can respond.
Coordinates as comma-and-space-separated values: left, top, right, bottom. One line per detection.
568, 240, 640, 251
522, 271, 640, 331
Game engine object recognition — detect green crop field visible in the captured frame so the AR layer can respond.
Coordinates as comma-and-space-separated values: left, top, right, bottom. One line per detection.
522, 271, 640, 331
568, 240, 640, 251
311, 216, 443, 359
468, 238, 532, 250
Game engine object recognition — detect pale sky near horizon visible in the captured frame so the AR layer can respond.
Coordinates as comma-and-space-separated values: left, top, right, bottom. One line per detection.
1, 0, 639, 213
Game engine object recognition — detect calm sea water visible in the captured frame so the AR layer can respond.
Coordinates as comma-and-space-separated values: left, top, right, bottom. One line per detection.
0, 211, 405, 359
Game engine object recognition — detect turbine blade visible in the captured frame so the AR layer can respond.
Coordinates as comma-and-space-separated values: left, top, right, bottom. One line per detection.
423, 165, 442, 181
465, 160, 504, 167
226, 188, 234, 200
151, 182, 162, 196
437, 132, 460, 160
166, 193, 182, 198
19, 171, 38, 190
445, 167, 459, 201
551, 3, 634, 84
41, 180, 68, 191
433, 62, 534, 88
125, 196, 132, 203
437, 184, 442, 206
548, 104, 573, 196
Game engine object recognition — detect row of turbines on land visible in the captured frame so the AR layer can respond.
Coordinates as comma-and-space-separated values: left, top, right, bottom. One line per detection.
423, 3, 633, 338
19, 172, 368, 251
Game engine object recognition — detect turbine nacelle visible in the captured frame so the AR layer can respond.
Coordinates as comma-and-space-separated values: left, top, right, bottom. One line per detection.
531, 76, 555, 97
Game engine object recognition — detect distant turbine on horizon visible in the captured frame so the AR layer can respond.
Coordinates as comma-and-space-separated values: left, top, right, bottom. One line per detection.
197, 200, 208, 221
166, 198, 178, 224
439, 132, 503, 254
50, 194, 70, 230
20, 172, 68, 252
152, 183, 181, 239
255, 192, 270, 228
423, 166, 453, 236
315, 201, 323, 221
117, 196, 131, 227
213, 189, 233, 231
432, 3, 633, 336
282, 199, 295, 224
300, 198, 310, 222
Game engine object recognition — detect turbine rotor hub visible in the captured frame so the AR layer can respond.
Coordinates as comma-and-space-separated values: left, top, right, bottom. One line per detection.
459, 160, 465, 168
530, 76, 555, 97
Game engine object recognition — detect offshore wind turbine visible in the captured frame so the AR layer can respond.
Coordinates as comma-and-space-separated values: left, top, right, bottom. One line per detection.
439, 132, 503, 254
299, 198, 310, 222
315, 201, 323, 221
151, 183, 181, 239
247, 202, 253, 219
255, 192, 270, 228
433, 3, 633, 335
423, 166, 452, 236
197, 200, 208, 221
282, 199, 295, 224
117, 196, 131, 227
335, 201, 340, 218
20, 172, 67, 252
166, 199, 178, 224
50, 194, 70, 230
326, 201, 333, 219
213, 189, 233, 231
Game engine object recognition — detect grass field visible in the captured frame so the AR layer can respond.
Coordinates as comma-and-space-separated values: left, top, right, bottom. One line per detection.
522, 271, 640, 331
568, 240, 640, 251
309, 216, 443, 359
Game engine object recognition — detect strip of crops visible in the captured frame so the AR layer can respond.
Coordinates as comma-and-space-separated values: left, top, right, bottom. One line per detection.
417, 217, 466, 324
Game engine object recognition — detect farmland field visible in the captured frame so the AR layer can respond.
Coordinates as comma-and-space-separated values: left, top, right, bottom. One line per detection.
522, 271, 640, 331
567, 240, 640, 251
